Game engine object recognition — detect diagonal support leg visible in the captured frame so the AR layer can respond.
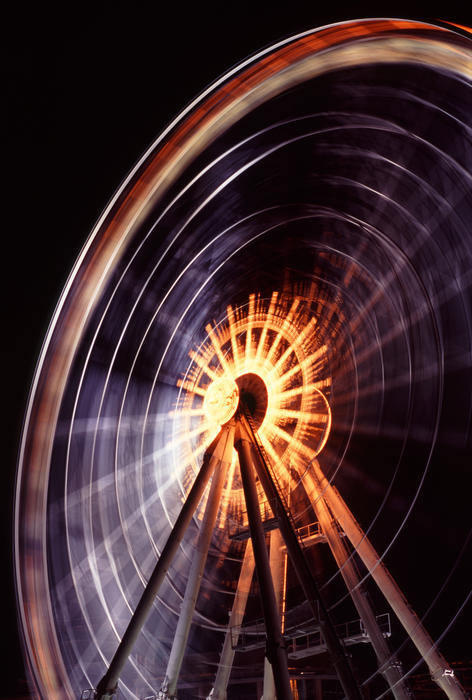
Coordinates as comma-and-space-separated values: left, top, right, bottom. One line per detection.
95, 427, 232, 700
303, 468, 410, 700
160, 424, 235, 698
239, 413, 362, 700
235, 424, 293, 700
262, 528, 286, 700
309, 459, 468, 700
208, 539, 255, 700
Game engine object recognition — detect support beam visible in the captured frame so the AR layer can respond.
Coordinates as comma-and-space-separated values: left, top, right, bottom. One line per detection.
262, 528, 286, 700
310, 459, 468, 700
95, 428, 231, 700
235, 427, 293, 700
160, 425, 235, 699
208, 540, 255, 700
240, 413, 362, 700
303, 468, 410, 700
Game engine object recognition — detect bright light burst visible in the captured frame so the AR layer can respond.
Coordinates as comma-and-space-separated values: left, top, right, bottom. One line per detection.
175, 292, 332, 510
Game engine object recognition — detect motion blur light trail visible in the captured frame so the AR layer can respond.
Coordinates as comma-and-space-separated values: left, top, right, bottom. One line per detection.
178, 292, 332, 467
15, 17, 472, 699
172, 292, 332, 542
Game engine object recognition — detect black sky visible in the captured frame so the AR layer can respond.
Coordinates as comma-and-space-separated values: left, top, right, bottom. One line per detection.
4, 2, 472, 696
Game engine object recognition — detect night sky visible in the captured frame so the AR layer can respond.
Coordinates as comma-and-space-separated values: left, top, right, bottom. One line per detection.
4, 3, 472, 697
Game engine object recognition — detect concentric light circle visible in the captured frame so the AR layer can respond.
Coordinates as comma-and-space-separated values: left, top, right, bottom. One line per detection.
15, 18, 472, 700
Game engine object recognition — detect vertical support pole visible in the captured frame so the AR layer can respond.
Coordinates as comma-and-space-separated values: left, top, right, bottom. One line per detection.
160, 425, 235, 699
240, 414, 362, 700
208, 539, 255, 700
314, 678, 323, 700
310, 459, 468, 700
262, 528, 286, 700
290, 679, 299, 699
303, 468, 410, 700
235, 427, 293, 700
95, 429, 229, 699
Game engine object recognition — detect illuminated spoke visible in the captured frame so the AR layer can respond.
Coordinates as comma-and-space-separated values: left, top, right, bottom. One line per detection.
205, 323, 232, 374
256, 291, 278, 360
266, 299, 300, 363
189, 350, 221, 381
271, 316, 317, 376
245, 293, 256, 366
274, 345, 327, 386
266, 422, 314, 459
227, 305, 242, 372
273, 408, 329, 423
177, 379, 207, 397
168, 407, 206, 419
277, 378, 331, 401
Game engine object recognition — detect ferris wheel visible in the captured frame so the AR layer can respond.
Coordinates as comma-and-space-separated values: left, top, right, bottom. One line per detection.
15, 18, 472, 700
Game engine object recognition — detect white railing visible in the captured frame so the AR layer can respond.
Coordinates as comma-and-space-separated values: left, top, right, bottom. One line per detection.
232, 612, 391, 654
296, 521, 323, 540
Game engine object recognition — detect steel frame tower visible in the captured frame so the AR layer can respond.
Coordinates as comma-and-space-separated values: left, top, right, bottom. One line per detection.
95, 395, 467, 700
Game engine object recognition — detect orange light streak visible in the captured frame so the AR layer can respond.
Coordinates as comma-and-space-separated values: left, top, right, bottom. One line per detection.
255, 291, 278, 360
273, 408, 329, 423
278, 378, 331, 401
226, 304, 243, 371
442, 21, 472, 35
266, 299, 300, 364
273, 345, 327, 386
176, 292, 332, 513
205, 323, 232, 375
177, 379, 206, 397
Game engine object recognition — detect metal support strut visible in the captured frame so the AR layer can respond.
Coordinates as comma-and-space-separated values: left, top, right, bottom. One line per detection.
95, 427, 232, 700
262, 528, 286, 700
160, 425, 234, 698
239, 411, 362, 700
235, 424, 293, 700
208, 539, 255, 700
303, 468, 410, 700
309, 459, 469, 700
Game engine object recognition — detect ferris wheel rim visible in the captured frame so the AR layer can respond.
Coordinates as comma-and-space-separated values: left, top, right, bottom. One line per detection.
14, 17, 472, 699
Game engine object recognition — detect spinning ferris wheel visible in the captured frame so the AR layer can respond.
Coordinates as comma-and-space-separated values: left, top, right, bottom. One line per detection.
15, 18, 472, 700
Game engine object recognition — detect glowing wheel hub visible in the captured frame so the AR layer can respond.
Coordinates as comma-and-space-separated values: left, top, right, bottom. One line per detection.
203, 377, 239, 425
236, 373, 268, 429
178, 292, 333, 476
